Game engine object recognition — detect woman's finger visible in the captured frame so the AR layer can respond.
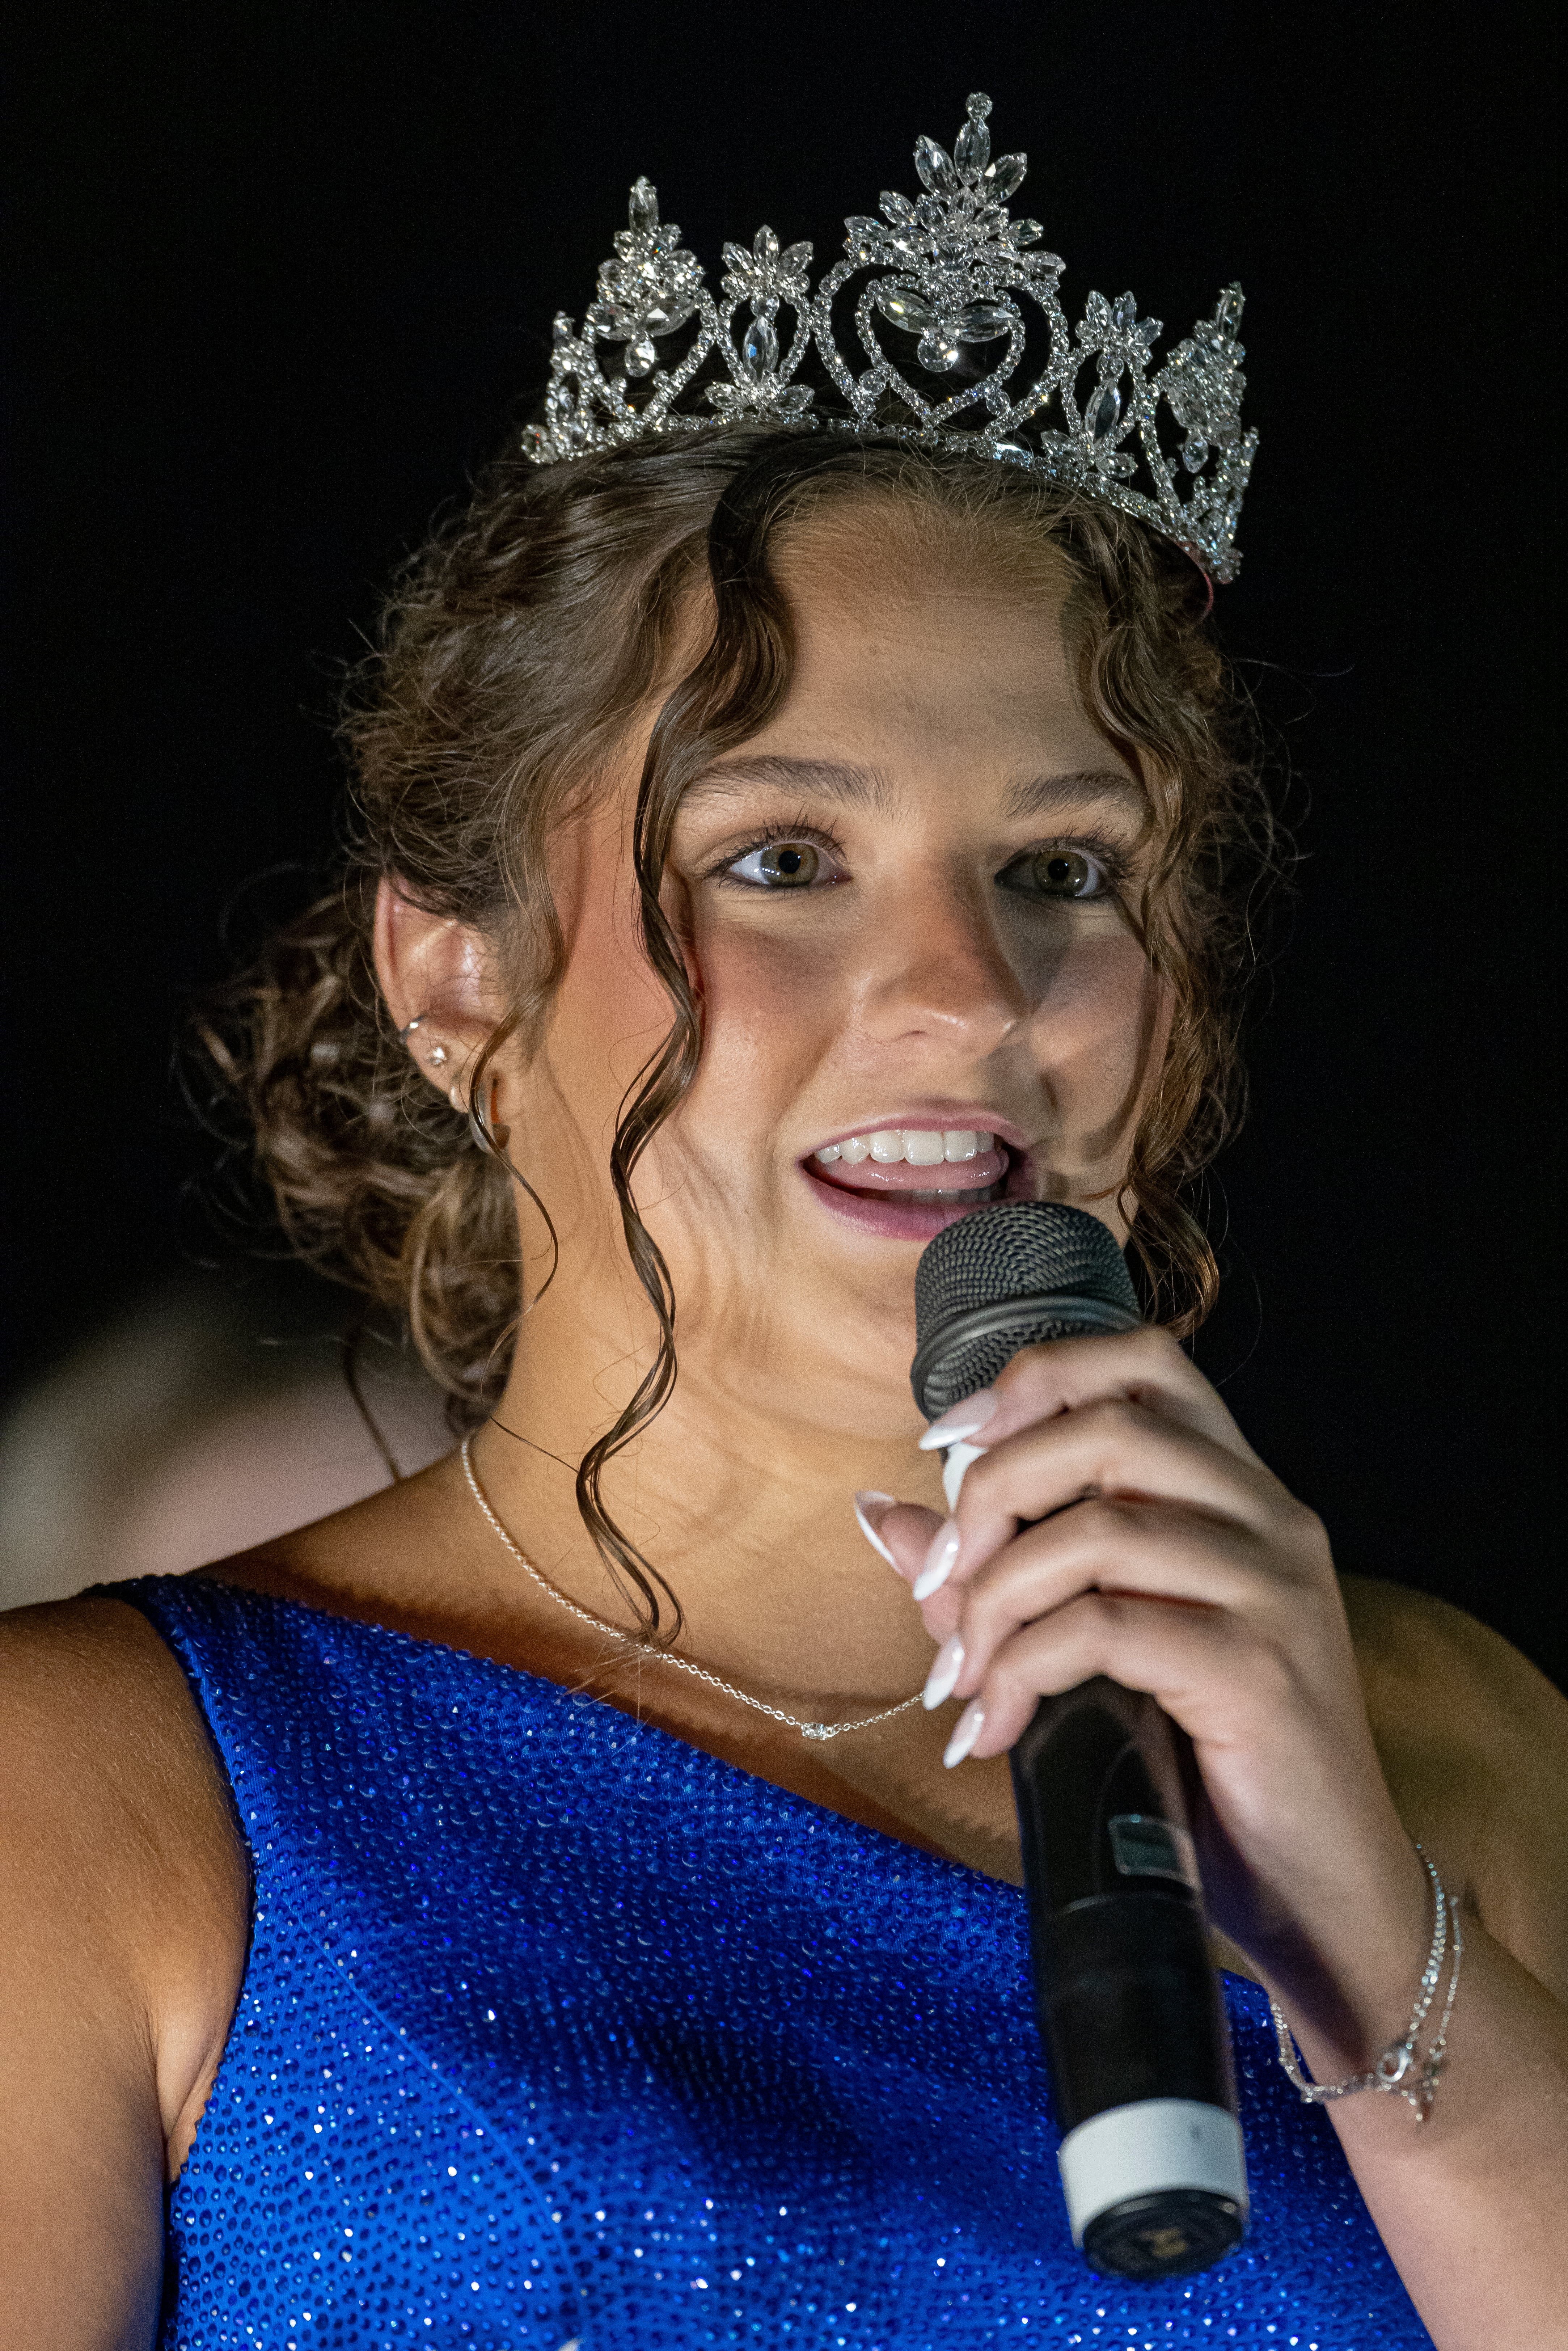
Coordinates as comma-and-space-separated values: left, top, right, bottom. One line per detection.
943, 1585, 1278, 1764
921, 1324, 1261, 1466
853, 1495, 964, 1642
945, 1495, 1326, 1695
922, 1398, 1299, 1600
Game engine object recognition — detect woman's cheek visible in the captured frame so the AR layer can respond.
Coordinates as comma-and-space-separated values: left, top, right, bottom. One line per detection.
551, 809, 672, 1089
654, 918, 845, 1181
1028, 933, 1166, 1160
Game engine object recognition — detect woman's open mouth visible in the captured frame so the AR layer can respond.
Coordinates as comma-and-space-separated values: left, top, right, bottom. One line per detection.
799, 1122, 1034, 1241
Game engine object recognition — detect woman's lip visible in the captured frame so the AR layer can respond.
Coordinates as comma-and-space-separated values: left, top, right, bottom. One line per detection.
800, 1159, 1004, 1242
809, 1147, 1007, 1194
807, 1111, 1035, 1157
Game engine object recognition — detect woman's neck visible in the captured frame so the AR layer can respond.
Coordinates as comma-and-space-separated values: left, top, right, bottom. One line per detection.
206, 1294, 1023, 1884
476, 1305, 947, 1712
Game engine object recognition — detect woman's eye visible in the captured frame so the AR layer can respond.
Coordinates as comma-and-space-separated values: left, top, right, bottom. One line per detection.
998, 847, 1111, 901
728, 840, 828, 889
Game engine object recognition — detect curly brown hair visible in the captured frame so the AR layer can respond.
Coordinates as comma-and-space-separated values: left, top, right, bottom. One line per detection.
199, 423, 1283, 1636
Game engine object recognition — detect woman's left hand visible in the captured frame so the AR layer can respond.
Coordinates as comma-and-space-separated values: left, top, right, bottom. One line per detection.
866, 1324, 1568, 2349
867, 1324, 1431, 2062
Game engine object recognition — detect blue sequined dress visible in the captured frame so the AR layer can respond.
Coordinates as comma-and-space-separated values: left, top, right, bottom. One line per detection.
118, 1576, 1431, 2350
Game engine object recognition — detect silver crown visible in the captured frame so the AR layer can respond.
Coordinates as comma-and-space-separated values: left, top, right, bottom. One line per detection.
523, 94, 1257, 582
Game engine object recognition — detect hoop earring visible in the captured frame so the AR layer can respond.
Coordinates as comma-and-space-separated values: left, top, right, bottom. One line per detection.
468, 1075, 561, 1314
466, 1072, 507, 1160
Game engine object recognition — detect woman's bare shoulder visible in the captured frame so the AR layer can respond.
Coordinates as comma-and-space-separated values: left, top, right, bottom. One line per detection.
193, 1449, 474, 1612
1340, 1573, 1568, 1762
1340, 1573, 1568, 1997
0, 1590, 249, 1980
0, 1594, 251, 2333
1, 1587, 219, 1792
192, 1451, 560, 1668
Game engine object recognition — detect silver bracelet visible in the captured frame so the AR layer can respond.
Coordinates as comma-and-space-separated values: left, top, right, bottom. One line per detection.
1268, 1846, 1463, 2124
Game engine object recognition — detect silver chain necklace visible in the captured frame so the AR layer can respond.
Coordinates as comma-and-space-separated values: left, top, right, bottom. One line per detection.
460, 1434, 926, 1743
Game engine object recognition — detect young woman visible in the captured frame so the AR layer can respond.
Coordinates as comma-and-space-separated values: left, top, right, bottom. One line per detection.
3, 118, 1565, 2351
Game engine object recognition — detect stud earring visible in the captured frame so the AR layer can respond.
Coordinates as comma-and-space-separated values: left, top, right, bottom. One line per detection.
399, 1015, 450, 1070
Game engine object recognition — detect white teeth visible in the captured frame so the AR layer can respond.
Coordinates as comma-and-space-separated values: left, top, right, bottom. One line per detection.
816, 1127, 1002, 1167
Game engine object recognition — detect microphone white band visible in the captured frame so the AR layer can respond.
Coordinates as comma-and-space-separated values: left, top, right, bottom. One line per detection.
1056, 2099, 1248, 2244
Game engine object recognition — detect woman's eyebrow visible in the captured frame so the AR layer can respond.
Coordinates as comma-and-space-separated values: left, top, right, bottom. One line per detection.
683, 757, 1145, 823
685, 754, 897, 810
1001, 769, 1147, 821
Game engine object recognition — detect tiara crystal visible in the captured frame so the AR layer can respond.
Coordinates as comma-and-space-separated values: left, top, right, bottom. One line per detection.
523, 94, 1257, 582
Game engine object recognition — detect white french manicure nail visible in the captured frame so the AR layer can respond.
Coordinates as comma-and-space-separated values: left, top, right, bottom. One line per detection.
943, 1698, 986, 1768
922, 1634, 965, 1711
853, 1490, 900, 1570
912, 1518, 961, 1601
917, 1389, 998, 1451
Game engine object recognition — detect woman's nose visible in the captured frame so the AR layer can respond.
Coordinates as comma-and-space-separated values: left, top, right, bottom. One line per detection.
856, 877, 1028, 1057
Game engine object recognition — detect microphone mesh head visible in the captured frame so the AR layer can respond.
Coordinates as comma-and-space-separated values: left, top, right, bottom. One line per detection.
912, 1201, 1141, 1417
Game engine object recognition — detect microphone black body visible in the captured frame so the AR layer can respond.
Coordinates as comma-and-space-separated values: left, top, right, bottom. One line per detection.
1011, 1678, 1244, 2278
912, 1202, 1247, 2281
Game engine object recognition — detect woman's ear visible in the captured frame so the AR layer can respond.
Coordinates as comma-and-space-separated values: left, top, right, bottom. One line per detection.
373, 878, 503, 1102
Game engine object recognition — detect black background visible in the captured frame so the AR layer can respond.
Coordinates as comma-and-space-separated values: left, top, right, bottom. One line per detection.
7, 6, 1559, 1684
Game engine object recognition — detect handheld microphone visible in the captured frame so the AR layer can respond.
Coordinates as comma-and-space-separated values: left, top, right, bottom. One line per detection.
912, 1201, 1247, 2281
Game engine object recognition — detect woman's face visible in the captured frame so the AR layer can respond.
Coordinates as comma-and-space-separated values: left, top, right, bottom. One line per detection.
534, 508, 1168, 1440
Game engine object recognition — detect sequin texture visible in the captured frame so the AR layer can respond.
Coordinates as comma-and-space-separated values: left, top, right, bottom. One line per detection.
121, 1578, 1431, 2348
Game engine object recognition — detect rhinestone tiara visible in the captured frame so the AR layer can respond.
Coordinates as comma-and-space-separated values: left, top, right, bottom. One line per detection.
523, 93, 1257, 583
